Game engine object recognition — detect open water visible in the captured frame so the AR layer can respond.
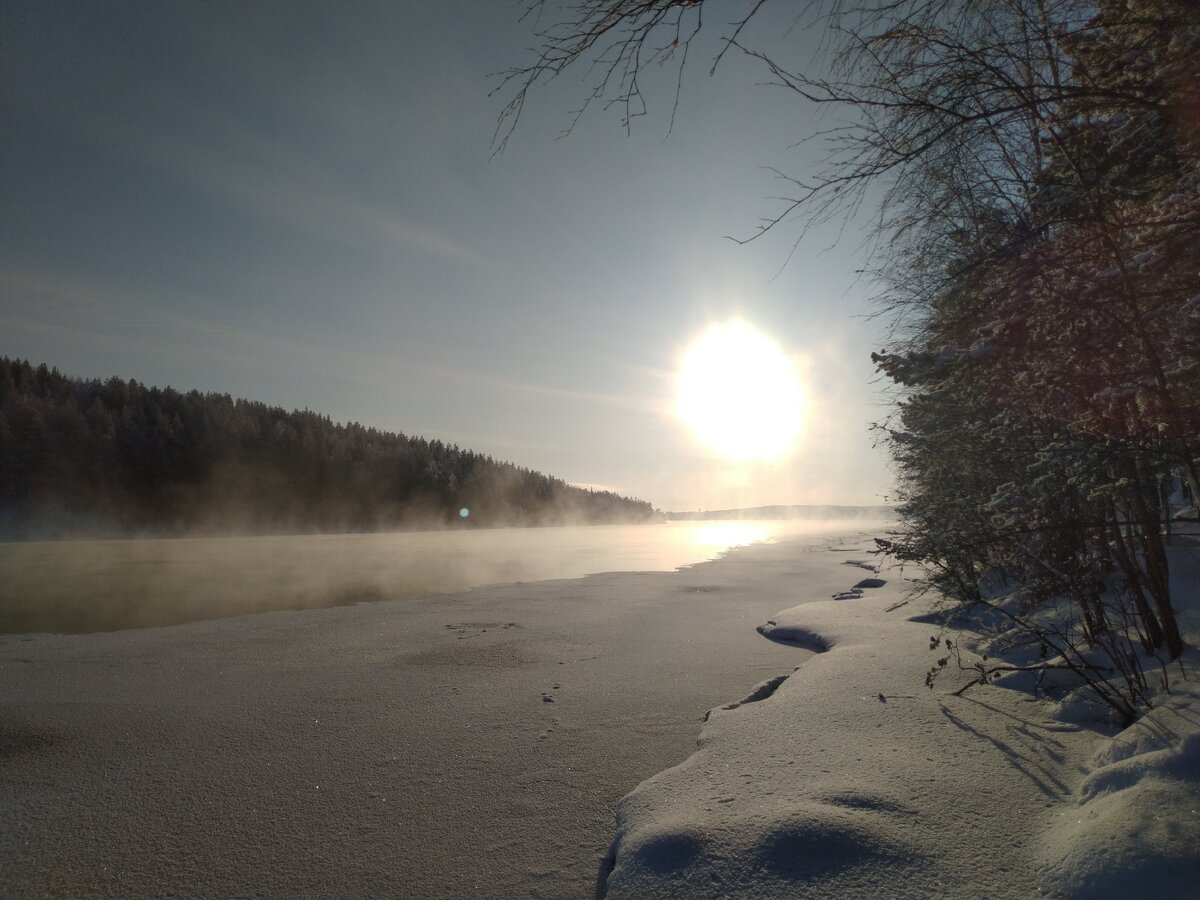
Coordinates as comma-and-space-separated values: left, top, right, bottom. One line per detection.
0, 518, 888, 633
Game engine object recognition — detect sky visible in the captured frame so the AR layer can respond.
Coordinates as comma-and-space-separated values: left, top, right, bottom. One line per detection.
0, 0, 896, 512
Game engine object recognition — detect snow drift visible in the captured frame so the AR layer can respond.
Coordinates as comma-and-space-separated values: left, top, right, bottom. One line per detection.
598, 540, 1199, 898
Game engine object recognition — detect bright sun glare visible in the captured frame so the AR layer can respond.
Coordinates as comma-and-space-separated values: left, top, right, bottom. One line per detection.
676, 321, 805, 461
692, 522, 771, 548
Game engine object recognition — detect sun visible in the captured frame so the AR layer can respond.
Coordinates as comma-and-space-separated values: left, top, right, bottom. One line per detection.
675, 321, 805, 461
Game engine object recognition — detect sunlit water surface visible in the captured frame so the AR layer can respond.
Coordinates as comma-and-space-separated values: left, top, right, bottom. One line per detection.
0, 519, 887, 633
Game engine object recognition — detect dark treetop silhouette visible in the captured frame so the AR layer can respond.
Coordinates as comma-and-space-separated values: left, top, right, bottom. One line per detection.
0, 357, 656, 539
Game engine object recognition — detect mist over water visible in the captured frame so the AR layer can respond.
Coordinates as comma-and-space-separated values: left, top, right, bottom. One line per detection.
0, 519, 892, 634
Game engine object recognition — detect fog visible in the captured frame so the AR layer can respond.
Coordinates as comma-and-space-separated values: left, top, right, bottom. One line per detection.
0, 519, 894, 633
665, 504, 897, 521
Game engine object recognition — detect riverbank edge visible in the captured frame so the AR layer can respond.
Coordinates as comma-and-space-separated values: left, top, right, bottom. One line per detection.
596, 544, 1200, 899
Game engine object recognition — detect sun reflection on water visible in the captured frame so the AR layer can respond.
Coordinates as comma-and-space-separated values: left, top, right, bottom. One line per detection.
690, 521, 771, 549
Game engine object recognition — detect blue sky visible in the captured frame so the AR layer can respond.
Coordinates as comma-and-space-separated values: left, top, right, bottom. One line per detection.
1, 1, 894, 510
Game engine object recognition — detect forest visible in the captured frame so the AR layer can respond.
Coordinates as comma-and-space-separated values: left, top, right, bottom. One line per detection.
0, 357, 657, 539
854, 0, 1200, 719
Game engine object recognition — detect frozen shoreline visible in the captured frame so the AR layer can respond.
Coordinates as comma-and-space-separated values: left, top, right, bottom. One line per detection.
4, 528, 1195, 898
600, 547, 1200, 898
1, 528, 873, 898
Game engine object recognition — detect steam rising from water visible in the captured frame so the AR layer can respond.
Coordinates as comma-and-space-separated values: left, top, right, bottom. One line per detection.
0, 519, 893, 634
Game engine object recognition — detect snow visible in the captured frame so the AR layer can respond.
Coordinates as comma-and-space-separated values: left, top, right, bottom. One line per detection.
599, 535, 1200, 898
0, 525, 874, 898
1040, 712, 1199, 898
2, 527, 1196, 897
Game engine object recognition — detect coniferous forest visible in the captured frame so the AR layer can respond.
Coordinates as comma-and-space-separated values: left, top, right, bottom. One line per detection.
0, 358, 657, 539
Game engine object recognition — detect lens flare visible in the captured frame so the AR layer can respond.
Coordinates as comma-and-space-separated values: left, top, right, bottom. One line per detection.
676, 321, 805, 461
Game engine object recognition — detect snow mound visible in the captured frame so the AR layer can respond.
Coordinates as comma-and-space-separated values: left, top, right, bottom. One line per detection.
1036, 681, 1200, 898
601, 570, 1055, 897
599, 557, 1200, 898
603, 801, 921, 900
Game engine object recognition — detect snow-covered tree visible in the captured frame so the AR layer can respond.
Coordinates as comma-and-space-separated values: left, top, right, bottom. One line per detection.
500, 0, 1199, 715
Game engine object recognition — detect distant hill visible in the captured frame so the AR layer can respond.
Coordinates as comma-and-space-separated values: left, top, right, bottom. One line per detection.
666, 505, 896, 521
0, 357, 657, 539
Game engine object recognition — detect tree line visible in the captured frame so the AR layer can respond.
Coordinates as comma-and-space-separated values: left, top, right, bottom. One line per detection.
500, 0, 1198, 722
0, 357, 657, 539
855, 0, 1198, 721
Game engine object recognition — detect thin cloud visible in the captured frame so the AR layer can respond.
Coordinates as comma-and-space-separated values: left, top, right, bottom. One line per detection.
116, 117, 487, 268
18, 52, 487, 271
1, 266, 657, 417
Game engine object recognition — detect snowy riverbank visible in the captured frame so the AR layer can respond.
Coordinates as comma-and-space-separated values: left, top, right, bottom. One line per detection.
600, 540, 1200, 898
0, 527, 869, 897
3, 529, 1195, 898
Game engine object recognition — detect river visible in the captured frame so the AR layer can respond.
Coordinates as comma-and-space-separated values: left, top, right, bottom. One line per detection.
0, 518, 888, 633
1, 524, 889, 898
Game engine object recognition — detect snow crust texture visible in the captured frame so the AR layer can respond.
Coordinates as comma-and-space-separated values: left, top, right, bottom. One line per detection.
1, 528, 871, 898
1037, 693, 1200, 898
600, 540, 1200, 899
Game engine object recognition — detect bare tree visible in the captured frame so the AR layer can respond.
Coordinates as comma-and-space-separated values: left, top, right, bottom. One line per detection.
497, 0, 1200, 718
493, 1, 771, 152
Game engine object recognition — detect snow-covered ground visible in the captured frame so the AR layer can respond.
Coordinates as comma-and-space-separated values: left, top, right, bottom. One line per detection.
3, 528, 1195, 898
0, 527, 868, 898
601, 535, 1200, 898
